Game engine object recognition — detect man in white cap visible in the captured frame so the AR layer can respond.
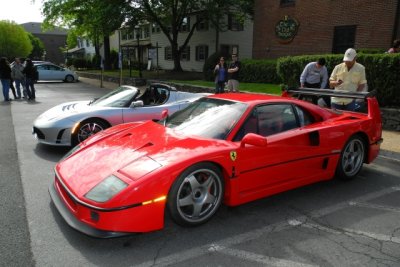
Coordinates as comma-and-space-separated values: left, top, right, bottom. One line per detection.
329, 48, 367, 111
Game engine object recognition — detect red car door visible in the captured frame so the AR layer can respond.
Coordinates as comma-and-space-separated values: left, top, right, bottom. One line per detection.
233, 104, 333, 204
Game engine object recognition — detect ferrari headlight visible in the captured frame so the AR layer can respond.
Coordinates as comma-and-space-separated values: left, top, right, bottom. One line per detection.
85, 175, 128, 203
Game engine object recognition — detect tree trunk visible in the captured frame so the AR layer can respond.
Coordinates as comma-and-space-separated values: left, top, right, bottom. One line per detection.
171, 42, 183, 71
103, 36, 111, 70
215, 28, 220, 53
172, 57, 183, 71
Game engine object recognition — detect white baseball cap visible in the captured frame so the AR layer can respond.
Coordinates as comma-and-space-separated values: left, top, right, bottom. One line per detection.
343, 48, 357, 61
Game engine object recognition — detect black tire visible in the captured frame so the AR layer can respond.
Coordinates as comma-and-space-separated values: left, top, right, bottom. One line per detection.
72, 119, 108, 146
335, 135, 366, 180
65, 75, 75, 83
167, 162, 224, 226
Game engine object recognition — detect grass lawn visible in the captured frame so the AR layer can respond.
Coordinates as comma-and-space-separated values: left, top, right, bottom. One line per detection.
84, 69, 281, 95
170, 80, 282, 95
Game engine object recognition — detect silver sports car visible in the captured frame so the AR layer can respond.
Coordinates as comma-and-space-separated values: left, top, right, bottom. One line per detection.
32, 83, 209, 146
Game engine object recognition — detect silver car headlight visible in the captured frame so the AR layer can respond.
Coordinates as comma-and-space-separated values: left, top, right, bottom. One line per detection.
85, 175, 128, 203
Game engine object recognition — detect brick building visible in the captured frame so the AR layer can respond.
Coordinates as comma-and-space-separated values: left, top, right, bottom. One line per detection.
21, 22, 67, 65
253, 0, 400, 59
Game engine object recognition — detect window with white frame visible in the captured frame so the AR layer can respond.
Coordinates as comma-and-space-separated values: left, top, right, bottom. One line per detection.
180, 17, 190, 32
144, 26, 150, 38
152, 23, 161, 33
180, 46, 190, 61
196, 14, 209, 31
195, 45, 208, 61
228, 15, 244, 31
220, 44, 239, 58
165, 46, 172, 60
128, 30, 134, 40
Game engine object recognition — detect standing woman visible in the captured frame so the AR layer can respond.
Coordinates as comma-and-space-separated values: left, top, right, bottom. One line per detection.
0, 57, 12, 101
23, 58, 38, 100
213, 57, 227, 94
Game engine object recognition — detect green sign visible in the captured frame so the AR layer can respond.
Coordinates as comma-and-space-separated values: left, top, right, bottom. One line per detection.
275, 16, 299, 43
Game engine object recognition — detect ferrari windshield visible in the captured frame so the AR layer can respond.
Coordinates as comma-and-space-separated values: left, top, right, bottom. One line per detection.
91, 86, 139, 107
164, 97, 248, 139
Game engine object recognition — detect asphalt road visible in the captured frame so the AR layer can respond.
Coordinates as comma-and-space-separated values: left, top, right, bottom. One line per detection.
1, 81, 400, 267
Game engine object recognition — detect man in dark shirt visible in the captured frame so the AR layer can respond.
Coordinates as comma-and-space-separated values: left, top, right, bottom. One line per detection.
227, 54, 241, 92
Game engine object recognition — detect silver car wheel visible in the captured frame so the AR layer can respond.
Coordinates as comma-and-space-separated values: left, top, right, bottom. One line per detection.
77, 121, 105, 143
176, 168, 223, 224
168, 163, 224, 226
65, 75, 74, 83
341, 137, 365, 177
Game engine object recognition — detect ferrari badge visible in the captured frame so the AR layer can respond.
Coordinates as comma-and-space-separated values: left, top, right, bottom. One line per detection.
230, 151, 237, 161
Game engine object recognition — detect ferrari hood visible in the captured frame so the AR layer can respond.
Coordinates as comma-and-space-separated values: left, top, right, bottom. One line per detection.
56, 121, 231, 198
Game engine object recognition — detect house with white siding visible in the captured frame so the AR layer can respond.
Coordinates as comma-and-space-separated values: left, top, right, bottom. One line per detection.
109, 13, 253, 72
66, 37, 96, 61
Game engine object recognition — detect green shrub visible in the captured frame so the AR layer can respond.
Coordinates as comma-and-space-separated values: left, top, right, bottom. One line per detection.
357, 48, 386, 54
91, 54, 101, 69
240, 59, 282, 84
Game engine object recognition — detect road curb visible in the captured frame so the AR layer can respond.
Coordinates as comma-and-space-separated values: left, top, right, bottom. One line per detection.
378, 149, 400, 162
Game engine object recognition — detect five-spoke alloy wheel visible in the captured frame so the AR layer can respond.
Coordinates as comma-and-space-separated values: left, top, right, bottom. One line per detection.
336, 135, 366, 180
168, 162, 224, 226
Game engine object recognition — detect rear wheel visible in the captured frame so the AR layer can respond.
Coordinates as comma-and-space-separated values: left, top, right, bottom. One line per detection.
336, 135, 366, 180
65, 75, 75, 83
167, 162, 224, 226
72, 119, 108, 145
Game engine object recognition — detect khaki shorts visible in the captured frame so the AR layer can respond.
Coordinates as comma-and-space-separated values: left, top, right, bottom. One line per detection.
227, 79, 239, 92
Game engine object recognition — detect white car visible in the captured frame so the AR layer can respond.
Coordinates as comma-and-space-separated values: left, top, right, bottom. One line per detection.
32, 83, 209, 146
35, 63, 79, 82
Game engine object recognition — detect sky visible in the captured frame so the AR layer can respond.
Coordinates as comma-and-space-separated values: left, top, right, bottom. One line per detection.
0, 0, 44, 24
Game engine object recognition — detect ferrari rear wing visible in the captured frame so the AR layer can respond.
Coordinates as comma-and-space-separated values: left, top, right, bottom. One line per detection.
282, 87, 377, 100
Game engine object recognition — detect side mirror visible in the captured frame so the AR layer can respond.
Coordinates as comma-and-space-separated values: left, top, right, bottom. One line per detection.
240, 133, 268, 148
130, 100, 144, 108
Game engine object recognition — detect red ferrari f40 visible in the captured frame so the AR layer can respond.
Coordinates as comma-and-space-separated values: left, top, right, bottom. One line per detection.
49, 88, 382, 237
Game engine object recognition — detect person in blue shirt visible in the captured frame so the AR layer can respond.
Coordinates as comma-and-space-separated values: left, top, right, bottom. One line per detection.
213, 57, 228, 94
0, 57, 12, 101
299, 58, 329, 105
300, 58, 328, 89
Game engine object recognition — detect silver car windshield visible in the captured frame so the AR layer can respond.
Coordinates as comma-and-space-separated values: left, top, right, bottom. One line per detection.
164, 98, 248, 140
91, 86, 139, 107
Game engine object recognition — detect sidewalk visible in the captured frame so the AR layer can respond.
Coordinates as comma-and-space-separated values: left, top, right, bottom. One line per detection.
79, 77, 400, 161
379, 130, 400, 161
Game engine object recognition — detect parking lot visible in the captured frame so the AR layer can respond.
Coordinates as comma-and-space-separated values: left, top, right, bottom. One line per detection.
1, 81, 400, 267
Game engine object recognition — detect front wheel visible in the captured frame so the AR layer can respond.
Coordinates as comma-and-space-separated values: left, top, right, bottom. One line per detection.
167, 162, 224, 226
72, 119, 108, 146
335, 135, 366, 180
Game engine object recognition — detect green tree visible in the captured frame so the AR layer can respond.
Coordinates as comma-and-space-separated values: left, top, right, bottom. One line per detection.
0, 21, 33, 60
42, 0, 129, 70
203, 0, 254, 52
128, 0, 254, 71
27, 33, 45, 60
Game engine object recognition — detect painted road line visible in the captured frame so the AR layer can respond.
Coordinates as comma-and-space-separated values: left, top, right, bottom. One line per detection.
136, 187, 400, 266
211, 245, 319, 267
